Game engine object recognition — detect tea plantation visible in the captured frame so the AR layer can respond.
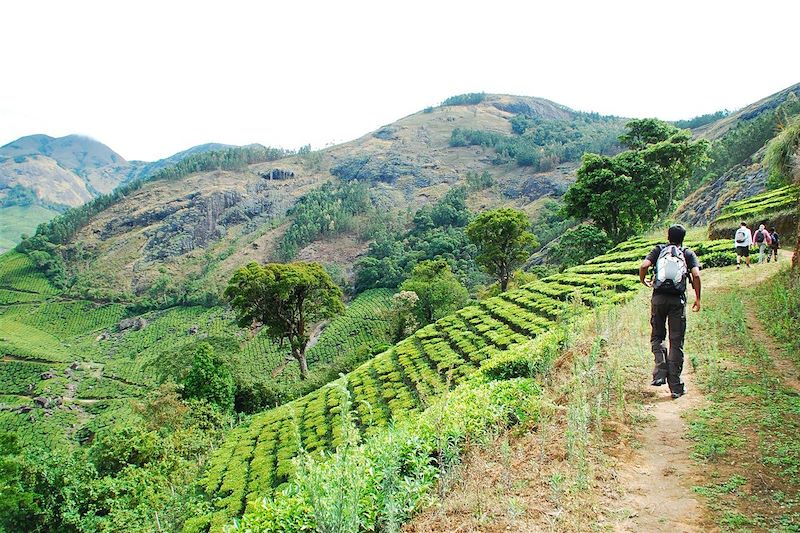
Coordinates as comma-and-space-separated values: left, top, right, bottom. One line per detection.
200, 237, 735, 528
0, 251, 395, 449
709, 184, 799, 240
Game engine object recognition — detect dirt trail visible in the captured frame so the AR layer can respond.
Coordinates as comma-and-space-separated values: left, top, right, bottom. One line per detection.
609, 261, 789, 532
611, 371, 709, 532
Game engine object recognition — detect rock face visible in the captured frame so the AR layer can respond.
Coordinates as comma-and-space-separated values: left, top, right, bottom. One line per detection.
118, 317, 147, 331
675, 156, 768, 226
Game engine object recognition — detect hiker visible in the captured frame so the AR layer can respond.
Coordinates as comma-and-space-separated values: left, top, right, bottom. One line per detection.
767, 226, 780, 262
753, 224, 772, 264
734, 222, 753, 269
639, 224, 701, 400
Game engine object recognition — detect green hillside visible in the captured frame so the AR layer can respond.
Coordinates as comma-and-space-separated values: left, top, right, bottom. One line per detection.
0, 205, 60, 253
199, 237, 734, 529
0, 251, 395, 451
708, 184, 799, 239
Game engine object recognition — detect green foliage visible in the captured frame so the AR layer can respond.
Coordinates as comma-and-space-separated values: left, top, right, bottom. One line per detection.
466, 208, 537, 291
551, 223, 612, 268
701, 92, 800, 188
754, 269, 800, 363
277, 181, 370, 260
182, 342, 235, 412
225, 262, 344, 380
400, 260, 469, 326
441, 92, 486, 106
450, 112, 624, 170
355, 188, 487, 293
0, 387, 229, 533
529, 199, 578, 250
764, 116, 800, 187
710, 185, 799, 236
0, 251, 59, 297
564, 119, 709, 242
203, 236, 733, 526
465, 170, 493, 191
227, 377, 539, 533
673, 110, 730, 130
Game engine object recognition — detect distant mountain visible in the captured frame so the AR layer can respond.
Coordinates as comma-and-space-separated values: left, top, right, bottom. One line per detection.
0, 136, 250, 251
37, 93, 629, 299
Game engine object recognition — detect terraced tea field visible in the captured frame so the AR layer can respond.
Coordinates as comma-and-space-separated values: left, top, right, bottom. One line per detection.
201, 237, 735, 525
0, 251, 394, 448
709, 184, 799, 240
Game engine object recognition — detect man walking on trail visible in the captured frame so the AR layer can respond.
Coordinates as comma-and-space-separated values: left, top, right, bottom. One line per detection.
753, 223, 772, 264
734, 222, 753, 269
639, 224, 701, 399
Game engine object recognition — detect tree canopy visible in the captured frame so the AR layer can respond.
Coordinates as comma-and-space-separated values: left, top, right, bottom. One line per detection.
399, 259, 469, 325
563, 119, 708, 242
466, 208, 537, 291
224, 262, 344, 379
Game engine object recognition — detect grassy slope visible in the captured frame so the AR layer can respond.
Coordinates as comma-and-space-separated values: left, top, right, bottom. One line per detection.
201, 237, 734, 529
406, 257, 799, 532
61, 94, 610, 298
0, 251, 394, 450
0, 205, 59, 252
708, 184, 799, 240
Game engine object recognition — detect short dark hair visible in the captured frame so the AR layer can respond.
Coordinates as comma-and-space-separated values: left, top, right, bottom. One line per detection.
668, 224, 686, 245
770, 226, 776, 232
741, 221, 747, 226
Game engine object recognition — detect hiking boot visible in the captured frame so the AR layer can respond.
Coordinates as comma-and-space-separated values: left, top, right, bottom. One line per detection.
670, 385, 686, 399
651, 377, 667, 386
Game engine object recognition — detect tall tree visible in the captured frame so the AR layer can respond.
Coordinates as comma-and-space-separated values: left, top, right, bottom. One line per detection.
564, 119, 708, 242
225, 262, 344, 379
466, 208, 538, 291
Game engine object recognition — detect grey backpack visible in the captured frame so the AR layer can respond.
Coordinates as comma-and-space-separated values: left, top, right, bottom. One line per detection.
654, 245, 688, 294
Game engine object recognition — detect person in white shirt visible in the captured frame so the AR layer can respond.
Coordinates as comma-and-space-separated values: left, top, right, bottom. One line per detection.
734, 222, 753, 269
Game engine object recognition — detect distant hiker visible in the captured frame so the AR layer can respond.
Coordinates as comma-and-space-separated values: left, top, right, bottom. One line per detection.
753, 224, 772, 264
767, 226, 780, 263
734, 222, 753, 269
639, 224, 701, 400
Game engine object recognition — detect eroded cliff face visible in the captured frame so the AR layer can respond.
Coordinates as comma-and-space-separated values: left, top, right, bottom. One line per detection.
675, 154, 768, 226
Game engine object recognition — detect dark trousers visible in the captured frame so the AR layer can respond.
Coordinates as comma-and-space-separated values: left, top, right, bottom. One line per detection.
650, 293, 686, 394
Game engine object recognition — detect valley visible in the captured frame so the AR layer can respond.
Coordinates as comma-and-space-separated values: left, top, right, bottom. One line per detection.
0, 83, 798, 533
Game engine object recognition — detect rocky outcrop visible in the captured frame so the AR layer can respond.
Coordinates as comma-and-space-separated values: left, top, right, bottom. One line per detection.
330, 153, 439, 185
675, 155, 768, 226
118, 317, 147, 331
260, 168, 295, 180
504, 163, 576, 200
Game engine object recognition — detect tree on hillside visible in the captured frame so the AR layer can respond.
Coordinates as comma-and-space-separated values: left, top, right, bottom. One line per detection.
764, 117, 800, 270
399, 260, 469, 325
225, 262, 344, 379
551, 223, 612, 268
564, 119, 708, 242
466, 208, 538, 291
181, 342, 235, 412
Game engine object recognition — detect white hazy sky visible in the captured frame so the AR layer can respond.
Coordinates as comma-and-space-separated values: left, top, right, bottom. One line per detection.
1, 0, 798, 162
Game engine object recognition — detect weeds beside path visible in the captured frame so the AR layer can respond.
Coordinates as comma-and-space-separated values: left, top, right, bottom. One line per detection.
405, 260, 799, 532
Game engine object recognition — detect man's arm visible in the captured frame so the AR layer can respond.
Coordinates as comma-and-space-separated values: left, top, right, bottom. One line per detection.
639, 259, 653, 287
690, 266, 701, 312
